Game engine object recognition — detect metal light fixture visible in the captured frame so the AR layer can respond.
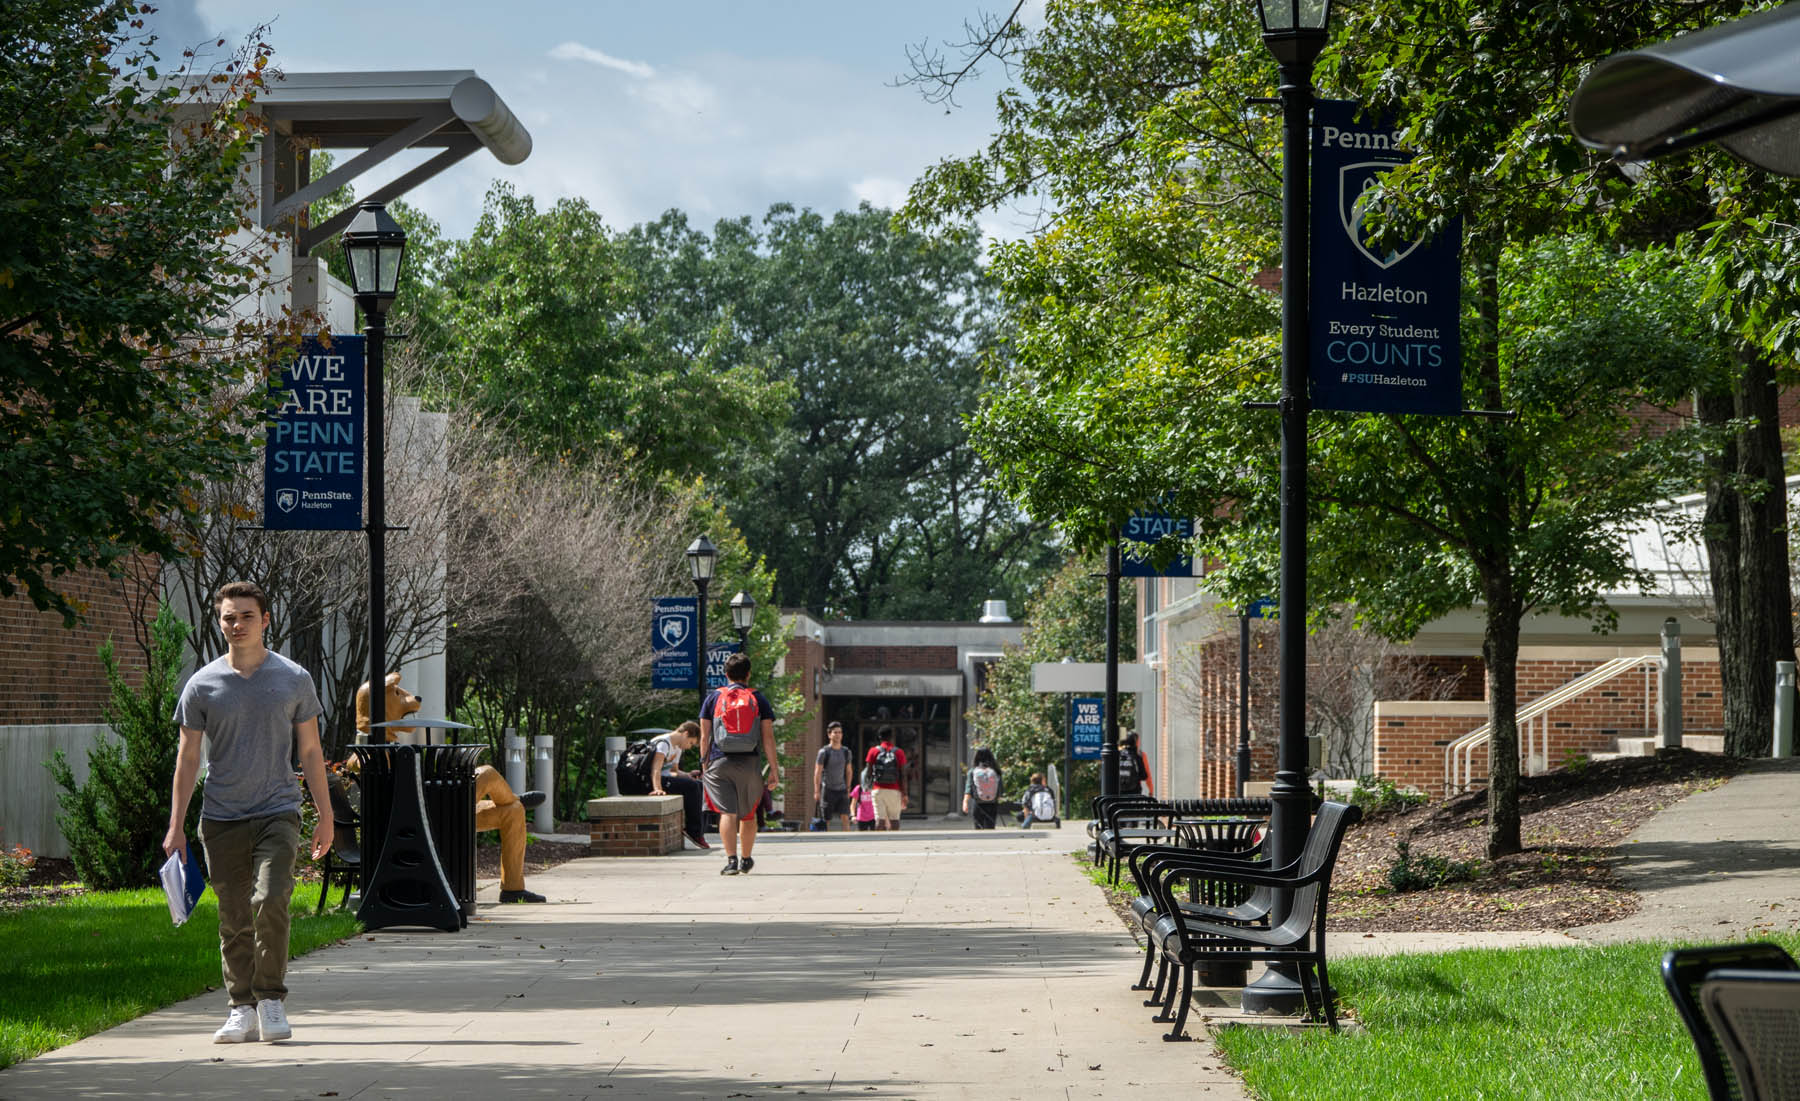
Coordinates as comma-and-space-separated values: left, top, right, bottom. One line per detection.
729, 591, 756, 640
340, 201, 408, 308
686, 535, 718, 584
338, 202, 406, 745
1244, 0, 1335, 1020
1255, 0, 1333, 66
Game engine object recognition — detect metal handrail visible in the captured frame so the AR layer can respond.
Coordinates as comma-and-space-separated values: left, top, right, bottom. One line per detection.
1444, 654, 1659, 793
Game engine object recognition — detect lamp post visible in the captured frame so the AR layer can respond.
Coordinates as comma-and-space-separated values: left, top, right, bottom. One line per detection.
686, 535, 718, 709
341, 201, 407, 736
729, 591, 756, 649
1242, 0, 1333, 1017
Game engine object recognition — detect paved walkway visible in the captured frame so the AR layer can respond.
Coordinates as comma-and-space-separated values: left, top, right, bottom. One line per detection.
6, 761, 1797, 1099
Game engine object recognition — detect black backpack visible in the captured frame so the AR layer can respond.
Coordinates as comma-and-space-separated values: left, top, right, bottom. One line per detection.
869, 745, 900, 786
615, 740, 658, 796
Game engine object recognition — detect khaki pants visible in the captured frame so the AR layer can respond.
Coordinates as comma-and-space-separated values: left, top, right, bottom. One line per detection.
200, 812, 301, 1006
473, 765, 526, 892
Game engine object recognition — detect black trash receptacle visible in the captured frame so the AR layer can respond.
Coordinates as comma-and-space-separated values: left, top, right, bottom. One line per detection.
418, 745, 484, 919
352, 743, 482, 930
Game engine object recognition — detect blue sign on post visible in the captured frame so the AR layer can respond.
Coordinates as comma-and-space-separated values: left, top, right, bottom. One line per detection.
264, 335, 363, 530
1070, 696, 1104, 761
705, 641, 741, 691
1121, 510, 1194, 578
651, 597, 698, 689
1309, 101, 1462, 414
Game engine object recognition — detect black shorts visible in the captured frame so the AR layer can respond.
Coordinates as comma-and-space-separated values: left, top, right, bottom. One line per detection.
819, 788, 851, 817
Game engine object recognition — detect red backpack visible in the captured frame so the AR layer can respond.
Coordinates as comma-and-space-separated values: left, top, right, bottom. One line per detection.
713, 683, 761, 753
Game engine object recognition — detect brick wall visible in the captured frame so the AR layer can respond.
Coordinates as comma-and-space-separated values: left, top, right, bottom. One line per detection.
587, 797, 682, 856
1373, 651, 1724, 796
827, 645, 959, 669
784, 633, 825, 822
1182, 634, 1279, 800
0, 564, 155, 725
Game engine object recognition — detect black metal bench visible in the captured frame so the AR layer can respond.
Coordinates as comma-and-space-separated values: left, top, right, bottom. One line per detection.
1142, 800, 1363, 1038
1096, 796, 1272, 886
1664, 942, 1800, 1100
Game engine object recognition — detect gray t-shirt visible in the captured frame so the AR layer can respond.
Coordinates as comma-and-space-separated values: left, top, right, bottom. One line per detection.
816, 745, 853, 791
173, 651, 323, 821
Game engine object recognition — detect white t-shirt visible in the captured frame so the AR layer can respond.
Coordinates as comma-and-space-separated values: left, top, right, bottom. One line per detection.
651, 735, 686, 777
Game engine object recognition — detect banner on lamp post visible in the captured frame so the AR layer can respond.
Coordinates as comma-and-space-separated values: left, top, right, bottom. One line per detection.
1308, 100, 1462, 415
650, 597, 698, 689
1120, 509, 1195, 577
705, 641, 742, 691
1070, 696, 1105, 761
264, 335, 363, 530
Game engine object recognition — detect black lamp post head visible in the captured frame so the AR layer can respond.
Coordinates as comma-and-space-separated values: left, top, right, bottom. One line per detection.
1256, 0, 1333, 68
686, 534, 718, 584
341, 200, 408, 308
729, 590, 756, 633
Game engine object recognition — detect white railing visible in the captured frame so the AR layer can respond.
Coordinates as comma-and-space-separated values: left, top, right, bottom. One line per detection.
1444, 654, 1659, 793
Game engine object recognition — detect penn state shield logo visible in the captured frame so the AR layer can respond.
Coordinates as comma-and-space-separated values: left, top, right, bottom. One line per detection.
1339, 161, 1424, 270
659, 615, 689, 649
276, 488, 299, 513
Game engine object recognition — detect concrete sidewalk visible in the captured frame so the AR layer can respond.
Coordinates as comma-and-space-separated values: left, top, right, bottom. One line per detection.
0, 825, 1256, 1100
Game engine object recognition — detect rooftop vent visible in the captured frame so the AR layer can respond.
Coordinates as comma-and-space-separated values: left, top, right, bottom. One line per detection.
978, 599, 1012, 624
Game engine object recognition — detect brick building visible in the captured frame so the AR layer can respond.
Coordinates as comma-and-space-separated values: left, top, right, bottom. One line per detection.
774, 604, 1026, 821
1137, 483, 1743, 800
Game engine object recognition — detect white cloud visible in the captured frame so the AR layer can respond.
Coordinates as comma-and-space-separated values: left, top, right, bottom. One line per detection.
850, 176, 909, 212
549, 41, 656, 79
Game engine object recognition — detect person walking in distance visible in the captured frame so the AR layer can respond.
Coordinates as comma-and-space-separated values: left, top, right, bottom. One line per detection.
962, 746, 1003, 829
164, 581, 333, 1044
701, 652, 779, 875
813, 721, 854, 831
863, 727, 908, 830
1119, 731, 1154, 797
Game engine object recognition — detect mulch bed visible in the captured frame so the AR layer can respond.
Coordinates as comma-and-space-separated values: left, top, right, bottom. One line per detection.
1331, 749, 1742, 932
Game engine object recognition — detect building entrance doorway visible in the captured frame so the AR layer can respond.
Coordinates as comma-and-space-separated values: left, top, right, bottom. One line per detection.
826, 697, 956, 816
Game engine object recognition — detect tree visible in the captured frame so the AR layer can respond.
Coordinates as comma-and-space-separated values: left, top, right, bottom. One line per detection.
47, 602, 195, 888
1, 1, 294, 624
1329, 0, 1800, 760
902, 0, 1734, 856
966, 554, 1134, 811
710, 203, 1055, 619
416, 184, 787, 483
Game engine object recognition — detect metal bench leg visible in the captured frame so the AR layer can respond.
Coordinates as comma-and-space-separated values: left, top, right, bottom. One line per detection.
1164, 962, 1196, 1041
1133, 936, 1158, 990
1146, 952, 1172, 1008
1315, 958, 1339, 1032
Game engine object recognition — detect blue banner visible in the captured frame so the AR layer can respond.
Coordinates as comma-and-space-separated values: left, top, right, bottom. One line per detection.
1070, 696, 1104, 761
1120, 510, 1194, 577
706, 641, 742, 691
1309, 101, 1462, 414
651, 597, 698, 689
264, 335, 363, 530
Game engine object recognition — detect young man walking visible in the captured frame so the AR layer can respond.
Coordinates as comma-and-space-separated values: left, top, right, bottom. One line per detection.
700, 652, 779, 875
863, 728, 908, 830
813, 721, 854, 831
164, 581, 333, 1044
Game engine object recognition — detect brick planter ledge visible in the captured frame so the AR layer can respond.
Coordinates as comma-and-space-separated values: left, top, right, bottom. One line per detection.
586, 795, 683, 856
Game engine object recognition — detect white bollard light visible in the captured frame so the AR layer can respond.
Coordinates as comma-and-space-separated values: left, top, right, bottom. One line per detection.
532, 735, 555, 832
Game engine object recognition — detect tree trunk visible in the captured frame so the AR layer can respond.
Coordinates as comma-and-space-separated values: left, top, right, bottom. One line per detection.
1482, 575, 1524, 858
1699, 346, 1796, 758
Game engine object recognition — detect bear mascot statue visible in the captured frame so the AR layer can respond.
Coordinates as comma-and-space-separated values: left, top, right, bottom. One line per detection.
352, 673, 547, 903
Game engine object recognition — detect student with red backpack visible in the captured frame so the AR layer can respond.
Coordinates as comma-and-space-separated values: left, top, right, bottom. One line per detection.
700, 652, 779, 875
961, 746, 1003, 829
863, 727, 908, 830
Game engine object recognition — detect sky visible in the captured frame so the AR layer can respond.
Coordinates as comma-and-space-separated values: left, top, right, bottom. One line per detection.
139, 1, 1035, 244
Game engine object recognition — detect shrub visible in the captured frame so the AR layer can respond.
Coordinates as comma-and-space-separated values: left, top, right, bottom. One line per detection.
0, 842, 33, 889
1349, 774, 1428, 814
47, 602, 197, 890
1386, 840, 1484, 893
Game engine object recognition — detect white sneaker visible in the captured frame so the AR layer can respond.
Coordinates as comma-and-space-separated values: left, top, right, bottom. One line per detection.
256, 998, 291, 1042
213, 1004, 258, 1044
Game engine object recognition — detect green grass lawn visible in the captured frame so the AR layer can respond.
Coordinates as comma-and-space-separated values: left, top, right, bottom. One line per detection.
1213, 935, 1800, 1100
0, 882, 359, 1069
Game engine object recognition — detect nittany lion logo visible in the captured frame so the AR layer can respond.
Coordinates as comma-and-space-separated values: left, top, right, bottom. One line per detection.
658, 615, 689, 649
1340, 161, 1424, 270
276, 488, 299, 513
